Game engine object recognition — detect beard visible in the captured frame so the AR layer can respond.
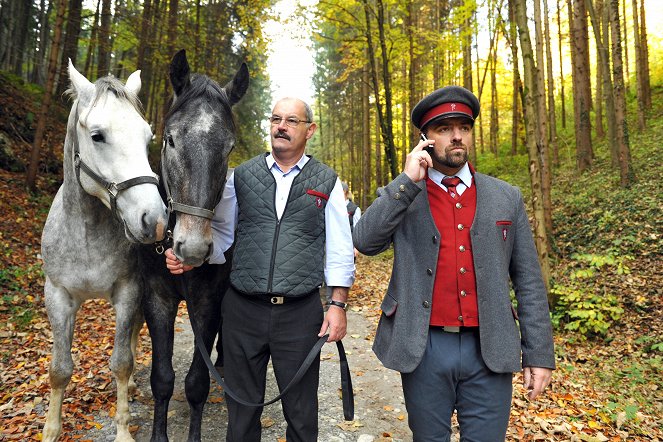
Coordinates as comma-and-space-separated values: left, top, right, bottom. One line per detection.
434, 144, 469, 169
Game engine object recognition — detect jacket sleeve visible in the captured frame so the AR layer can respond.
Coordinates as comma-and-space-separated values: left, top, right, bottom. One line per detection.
353, 173, 422, 256
510, 188, 556, 370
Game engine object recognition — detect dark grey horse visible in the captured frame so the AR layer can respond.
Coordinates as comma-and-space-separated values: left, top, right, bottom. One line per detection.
139, 49, 249, 442
41, 61, 167, 442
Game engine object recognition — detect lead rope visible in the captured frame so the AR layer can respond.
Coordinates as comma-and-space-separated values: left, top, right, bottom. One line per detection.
177, 276, 354, 420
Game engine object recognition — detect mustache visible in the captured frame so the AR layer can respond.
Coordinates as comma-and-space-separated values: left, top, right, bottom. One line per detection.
274, 130, 290, 141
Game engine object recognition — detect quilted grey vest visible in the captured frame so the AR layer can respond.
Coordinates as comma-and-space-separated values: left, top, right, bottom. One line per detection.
230, 154, 338, 297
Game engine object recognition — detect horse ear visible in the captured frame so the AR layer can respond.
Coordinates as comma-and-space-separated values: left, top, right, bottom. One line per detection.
169, 49, 190, 97
68, 59, 94, 101
224, 62, 249, 106
125, 70, 142, 96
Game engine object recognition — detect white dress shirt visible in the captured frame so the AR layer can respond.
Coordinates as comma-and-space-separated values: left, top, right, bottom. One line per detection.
427, 162, 473, 196
208, 153, 355, 289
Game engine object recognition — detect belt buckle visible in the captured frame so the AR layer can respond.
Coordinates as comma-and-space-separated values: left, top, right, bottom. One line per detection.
442, 326, 460, 333
270, 296, 284, 305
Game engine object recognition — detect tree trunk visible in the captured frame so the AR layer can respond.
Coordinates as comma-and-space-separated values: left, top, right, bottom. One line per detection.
557, 0, 567, 130
96, 0, 111, 77
83, 0, 100, 78
57, 0, 82, 96
10, 0, 30, 77
375, 0, 398, 179
631, 0, 646, 130
489, 35, 499, 157
609, 0, 635, 187
586, 0, 618, 167
569, 0, 593, 172
513, 0, 552, 297
533, 0, 553, 234
639, 0, 650, 109
543, 0, 559, 165
26, 0, 67, 190
362, 0, 397, 181
31, 0, 52, 85
507, 0, 521, 156
158, 0, 178, 142
362, 59, 371, 210
464, 5, 476, 163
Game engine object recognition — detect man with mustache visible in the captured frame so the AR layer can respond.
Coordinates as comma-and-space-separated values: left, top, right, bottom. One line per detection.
166, 97, 355, 441
353, 86, 555, 441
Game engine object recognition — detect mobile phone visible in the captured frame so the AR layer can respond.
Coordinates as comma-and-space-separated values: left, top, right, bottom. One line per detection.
420, 133, 434, 155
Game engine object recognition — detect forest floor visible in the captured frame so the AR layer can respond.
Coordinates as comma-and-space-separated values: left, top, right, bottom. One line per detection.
0, 75, 662, 441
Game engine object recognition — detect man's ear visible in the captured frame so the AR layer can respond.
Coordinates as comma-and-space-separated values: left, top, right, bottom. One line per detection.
306, 122, 317, 140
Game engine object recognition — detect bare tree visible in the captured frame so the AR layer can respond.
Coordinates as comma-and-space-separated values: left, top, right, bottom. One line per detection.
96, 0, 111, 77
609, 0, 635, 186
27, 0, 67, 190
569, 0, 593, 172
512, 0, 552, 295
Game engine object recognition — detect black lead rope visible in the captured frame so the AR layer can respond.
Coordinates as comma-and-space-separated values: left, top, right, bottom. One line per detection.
178, 278, 355, 421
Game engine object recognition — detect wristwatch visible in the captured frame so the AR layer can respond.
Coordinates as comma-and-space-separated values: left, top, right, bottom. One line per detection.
327, 300, 348, 311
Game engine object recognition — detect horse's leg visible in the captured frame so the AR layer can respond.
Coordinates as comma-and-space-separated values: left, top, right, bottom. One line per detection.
42, 278, 80, 442
128, 310, 144, 394
185, 290, 222, 442
110, 280, 142, 442
143, 289, 178, 442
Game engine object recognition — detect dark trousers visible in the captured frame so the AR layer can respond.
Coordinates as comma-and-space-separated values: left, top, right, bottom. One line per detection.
221, 287, 324, 442
401, 327, 512, 442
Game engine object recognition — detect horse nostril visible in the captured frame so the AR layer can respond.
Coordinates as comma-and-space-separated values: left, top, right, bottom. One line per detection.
173, 240, 184, 257
205, 243, 213, 261
141, 212, 155, 240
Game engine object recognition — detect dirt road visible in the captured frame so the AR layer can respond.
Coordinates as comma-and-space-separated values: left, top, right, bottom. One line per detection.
81, 308, 412, 441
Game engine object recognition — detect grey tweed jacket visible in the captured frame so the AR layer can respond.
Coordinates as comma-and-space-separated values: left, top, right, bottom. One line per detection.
353, 172, 555, 374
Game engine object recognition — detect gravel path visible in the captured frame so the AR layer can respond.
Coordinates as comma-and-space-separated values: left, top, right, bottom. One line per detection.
81, 307, 412, 441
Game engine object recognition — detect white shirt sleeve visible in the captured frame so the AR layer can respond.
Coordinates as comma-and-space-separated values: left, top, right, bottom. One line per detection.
208, 171, 238, 265
353, 205, 361, 226
325, 178, 356, 287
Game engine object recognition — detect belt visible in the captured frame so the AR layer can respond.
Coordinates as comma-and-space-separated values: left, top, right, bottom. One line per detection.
253, 292, 315, 305
433, 326, 479, 333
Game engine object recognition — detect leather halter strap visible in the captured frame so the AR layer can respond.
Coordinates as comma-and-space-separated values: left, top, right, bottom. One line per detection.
72, 104, 159, 217
160, 139, 216, 221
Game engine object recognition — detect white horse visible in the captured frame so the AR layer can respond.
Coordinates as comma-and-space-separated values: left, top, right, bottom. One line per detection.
40, 61, 167, 442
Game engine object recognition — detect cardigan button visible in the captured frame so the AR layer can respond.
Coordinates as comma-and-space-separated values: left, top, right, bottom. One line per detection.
459, 245, 466, 252
459, 267, 466, 274
458, 315, 464, 322
457, 224, 464, 231
423, 301, 430, 308
456, 202, 462, 209
426, 268, 433, 275
460, 290, 467, 297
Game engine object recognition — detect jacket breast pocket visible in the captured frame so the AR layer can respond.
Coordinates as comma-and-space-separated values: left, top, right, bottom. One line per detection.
380, 293, 398, 317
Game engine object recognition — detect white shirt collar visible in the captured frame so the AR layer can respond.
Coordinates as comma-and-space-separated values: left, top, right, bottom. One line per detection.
266, 152, 310, 174
428, 162, 472, 188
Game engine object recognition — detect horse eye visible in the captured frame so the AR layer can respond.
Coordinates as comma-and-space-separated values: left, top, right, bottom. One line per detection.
167, 135, 175, 147
91, 133, 105, 143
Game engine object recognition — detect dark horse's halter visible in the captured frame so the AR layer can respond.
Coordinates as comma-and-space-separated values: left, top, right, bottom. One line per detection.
160, 138, 216, 222
157, 138, 354, 420
72, 105, 159, 218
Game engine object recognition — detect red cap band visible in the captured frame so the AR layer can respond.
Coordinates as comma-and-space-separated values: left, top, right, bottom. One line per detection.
420, 102, 473, 128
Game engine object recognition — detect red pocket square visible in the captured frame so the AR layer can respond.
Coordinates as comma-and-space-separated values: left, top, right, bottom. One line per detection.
306, 189, 329, 200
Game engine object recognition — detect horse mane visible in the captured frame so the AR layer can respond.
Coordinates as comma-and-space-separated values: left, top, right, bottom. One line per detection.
65, 75, 144, 116
165, 74, 236, 130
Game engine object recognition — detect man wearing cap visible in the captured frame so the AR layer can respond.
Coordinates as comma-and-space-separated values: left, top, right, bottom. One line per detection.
353, 85, 555, 441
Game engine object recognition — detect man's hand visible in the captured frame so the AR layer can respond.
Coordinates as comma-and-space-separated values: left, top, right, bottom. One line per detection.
318, 305, 347, 342
165, 248, 194, 275
403, 138, 434, 182
523, 366, 553, 400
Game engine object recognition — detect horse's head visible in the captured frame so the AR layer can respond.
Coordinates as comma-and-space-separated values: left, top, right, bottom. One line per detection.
162, 49, 249, 266
67, 61, 167, 243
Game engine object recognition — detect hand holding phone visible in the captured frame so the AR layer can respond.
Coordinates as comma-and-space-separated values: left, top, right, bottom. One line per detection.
420, 133, 434, 155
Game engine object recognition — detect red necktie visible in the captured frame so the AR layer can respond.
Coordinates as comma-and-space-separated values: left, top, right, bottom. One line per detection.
442, 176, 462, 199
